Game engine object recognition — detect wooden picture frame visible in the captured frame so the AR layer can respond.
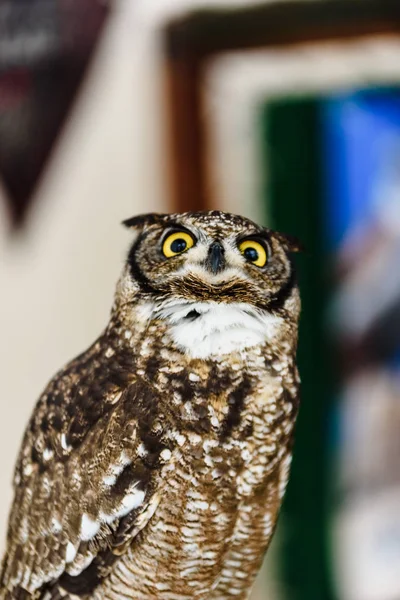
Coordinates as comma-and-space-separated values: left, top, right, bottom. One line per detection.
163, 0, 400, 213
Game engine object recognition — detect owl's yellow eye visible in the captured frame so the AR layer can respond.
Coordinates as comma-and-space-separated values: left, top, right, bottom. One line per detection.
239, 239, 268, 267
162, 231, 195, 258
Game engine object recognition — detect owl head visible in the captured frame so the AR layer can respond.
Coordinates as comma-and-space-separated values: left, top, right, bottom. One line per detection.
120, 211, 300, 320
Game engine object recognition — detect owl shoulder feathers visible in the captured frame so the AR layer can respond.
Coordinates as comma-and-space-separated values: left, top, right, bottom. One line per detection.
0, 337, 174, 598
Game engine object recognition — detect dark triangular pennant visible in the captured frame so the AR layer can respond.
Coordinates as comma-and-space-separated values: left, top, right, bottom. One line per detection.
0, 0, 109, 228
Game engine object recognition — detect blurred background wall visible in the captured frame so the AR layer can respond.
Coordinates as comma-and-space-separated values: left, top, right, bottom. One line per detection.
1, 1, 400, 600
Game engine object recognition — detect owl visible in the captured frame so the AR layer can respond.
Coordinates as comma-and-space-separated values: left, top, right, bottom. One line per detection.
0, 211, 301, 600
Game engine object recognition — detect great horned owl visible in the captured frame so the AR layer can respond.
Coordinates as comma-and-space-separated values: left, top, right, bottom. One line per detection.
0, 211, 301, 600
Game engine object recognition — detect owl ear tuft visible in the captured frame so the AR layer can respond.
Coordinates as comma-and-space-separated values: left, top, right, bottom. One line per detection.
275, 231, 304, 253
122, 213, 169, 230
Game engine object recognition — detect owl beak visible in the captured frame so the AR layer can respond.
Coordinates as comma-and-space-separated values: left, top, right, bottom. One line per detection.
206, 241, 225, 274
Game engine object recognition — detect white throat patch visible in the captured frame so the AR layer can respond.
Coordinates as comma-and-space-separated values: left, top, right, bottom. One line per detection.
155, 301, 281, 359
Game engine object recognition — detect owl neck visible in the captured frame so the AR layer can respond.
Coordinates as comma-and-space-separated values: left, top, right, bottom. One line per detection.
109, 269, 298, 359
108, 294, 297, 378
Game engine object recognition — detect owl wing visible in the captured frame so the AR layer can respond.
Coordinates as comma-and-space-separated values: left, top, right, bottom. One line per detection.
0, 365, 173, 599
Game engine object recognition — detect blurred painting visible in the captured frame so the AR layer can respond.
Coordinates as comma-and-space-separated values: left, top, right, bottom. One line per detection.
322, 90, 400, 600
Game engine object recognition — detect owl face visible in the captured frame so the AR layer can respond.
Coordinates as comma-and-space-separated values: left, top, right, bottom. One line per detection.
124, 211, 300, 314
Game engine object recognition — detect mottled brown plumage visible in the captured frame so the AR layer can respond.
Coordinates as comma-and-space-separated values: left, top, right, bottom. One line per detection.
0, 211, 301, 599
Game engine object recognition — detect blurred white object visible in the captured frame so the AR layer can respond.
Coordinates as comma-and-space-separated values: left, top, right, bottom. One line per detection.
335, 487, 400, 600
